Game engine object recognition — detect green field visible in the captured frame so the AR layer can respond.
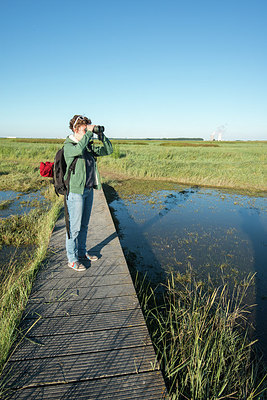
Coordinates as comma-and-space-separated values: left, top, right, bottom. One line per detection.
0, 138, 266, 194
100, 139, 267, 194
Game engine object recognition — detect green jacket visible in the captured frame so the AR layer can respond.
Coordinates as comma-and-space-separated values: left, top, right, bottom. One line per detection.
64, 131, 113, 194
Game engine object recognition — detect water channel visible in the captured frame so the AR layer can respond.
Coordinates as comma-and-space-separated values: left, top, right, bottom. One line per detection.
1, 184, 266, 358
0, 190, 46, 219
0, 190, 50, 270
105, 181, 267, 357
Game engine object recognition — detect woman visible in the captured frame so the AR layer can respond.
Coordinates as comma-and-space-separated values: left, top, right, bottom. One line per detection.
63, 115, 113, 271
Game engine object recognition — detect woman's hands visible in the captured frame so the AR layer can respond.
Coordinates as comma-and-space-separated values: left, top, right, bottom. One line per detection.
74, 124, 95, 141
86, 124, 96, 132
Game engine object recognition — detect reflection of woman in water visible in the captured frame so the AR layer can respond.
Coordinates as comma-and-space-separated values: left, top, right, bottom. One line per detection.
63, 115, 113, 271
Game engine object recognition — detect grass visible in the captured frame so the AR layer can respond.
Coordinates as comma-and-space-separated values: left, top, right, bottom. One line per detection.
98, 140, 267, 194
0, 186, 62, 375
0, 207, 45, 247
6, 138, 65, 144
0, 139, 62, 192
0, 138, 266, 193
0, 200, 14, 210
159, 142, 219, 147
135, 271, 267, 399
0, 137, 266, 395
0, 139, 66, 379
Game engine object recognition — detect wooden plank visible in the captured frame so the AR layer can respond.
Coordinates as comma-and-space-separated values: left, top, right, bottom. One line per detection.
39, 256, 128, 276
4, 346, 159, 389
39, 257, 128, 272
20, 308, 145, 337
9, 325, 152, 361
44, 243, 126, 262
23, 296, 140, 319
31, 273, 132, 293
3, 371, 167, 400
37, 262, 129, 279
28, 283, 136, 303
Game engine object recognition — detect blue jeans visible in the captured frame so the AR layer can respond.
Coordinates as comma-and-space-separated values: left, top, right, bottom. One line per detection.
66, 188, 93, 263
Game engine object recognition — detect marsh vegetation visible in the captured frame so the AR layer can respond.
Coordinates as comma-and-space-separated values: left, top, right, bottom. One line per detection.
135, 272, 266, 399
0, 141, 63, 373
1, 137, 266, 193
0, 137, 266, 397
99, 139, 266, 194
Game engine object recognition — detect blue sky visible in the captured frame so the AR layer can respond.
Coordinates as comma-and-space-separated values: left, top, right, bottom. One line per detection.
0, 0, 266, 140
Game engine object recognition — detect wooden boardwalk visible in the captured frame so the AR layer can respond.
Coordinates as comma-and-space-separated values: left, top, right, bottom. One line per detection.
2, 189, 167, 399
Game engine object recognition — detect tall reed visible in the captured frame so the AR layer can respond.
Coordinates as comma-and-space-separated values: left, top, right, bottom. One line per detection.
136, 272, 266, 399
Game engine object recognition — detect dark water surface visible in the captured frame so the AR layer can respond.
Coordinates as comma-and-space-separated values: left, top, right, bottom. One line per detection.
0, 190, 49, 272
107, 183, 267, 355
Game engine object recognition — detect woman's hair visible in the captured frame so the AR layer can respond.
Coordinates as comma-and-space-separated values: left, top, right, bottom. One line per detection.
69, 115, 91, 131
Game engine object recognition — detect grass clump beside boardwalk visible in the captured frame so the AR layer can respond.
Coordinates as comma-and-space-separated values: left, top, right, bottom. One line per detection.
136, 272, 266, 399
0, 187, 62, 375
0, 207, 45, 247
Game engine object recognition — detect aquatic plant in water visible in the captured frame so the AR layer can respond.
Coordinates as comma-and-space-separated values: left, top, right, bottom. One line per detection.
136, 272, 267, 399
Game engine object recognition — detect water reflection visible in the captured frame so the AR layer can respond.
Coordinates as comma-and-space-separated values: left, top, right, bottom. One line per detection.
107, 183, 267, 356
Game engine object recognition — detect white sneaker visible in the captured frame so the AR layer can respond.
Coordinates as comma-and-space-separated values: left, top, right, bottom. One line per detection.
68, 261, 86, 272
80, 252, 99, 262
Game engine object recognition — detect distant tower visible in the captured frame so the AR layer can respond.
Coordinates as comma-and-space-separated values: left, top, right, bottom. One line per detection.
210, 125, 225, 141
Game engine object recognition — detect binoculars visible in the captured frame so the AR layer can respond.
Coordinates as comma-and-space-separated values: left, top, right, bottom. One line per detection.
93, 125, 105, 134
